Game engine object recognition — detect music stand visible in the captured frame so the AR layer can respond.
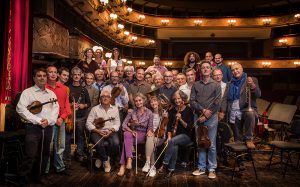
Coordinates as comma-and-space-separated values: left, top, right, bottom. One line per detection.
267, 103, 297, 140
256, 98, 271, 116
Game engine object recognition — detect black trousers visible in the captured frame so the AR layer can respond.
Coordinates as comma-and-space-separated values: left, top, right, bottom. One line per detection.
19, 124, 53, 178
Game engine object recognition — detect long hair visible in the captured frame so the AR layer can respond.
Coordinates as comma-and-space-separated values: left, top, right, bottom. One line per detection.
149, 96, 163, 116
183, 51, 200, 66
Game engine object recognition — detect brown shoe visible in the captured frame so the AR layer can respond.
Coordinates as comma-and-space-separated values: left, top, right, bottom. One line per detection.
246, 140, 255, 149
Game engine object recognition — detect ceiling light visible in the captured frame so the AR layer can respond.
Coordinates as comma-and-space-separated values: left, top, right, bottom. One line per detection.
194, 20, 203, 26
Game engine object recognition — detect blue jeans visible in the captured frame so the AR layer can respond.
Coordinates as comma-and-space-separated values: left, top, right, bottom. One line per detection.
198, 113, 218, 172
46, 123, 66, 173
163, 134, 192, 170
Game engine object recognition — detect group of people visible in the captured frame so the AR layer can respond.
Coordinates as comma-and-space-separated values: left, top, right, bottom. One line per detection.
16, 48, 261, 185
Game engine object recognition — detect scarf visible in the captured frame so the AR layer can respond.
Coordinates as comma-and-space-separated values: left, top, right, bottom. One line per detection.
228, 73, 247, 102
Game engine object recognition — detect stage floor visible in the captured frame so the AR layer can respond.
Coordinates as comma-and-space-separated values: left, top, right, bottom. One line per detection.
23, 152, 300, 187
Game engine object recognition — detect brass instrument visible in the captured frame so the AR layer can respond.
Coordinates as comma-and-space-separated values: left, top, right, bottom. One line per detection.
243, 80, 255, 113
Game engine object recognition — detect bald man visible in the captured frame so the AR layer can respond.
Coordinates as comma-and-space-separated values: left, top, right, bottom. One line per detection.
225, 63, 261, 149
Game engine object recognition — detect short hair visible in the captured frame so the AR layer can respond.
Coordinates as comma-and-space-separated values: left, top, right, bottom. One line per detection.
154, 55, 160, 59
100, 90, 111, 97
33, 68, 47, 77
71, 66, 82, 75
134, 93, 147, 105
85, 73, 95, 79
212, 68, 223, 75
46, 65, 57, 71
110, 71, 119, 77
58, 67, 69, 75
171, 90, 188, 105
185, 68, 196, 74
124, 65, 135, 73
94, 69, 104, 75
177, 73, 186, 77
200, 60, 212, 68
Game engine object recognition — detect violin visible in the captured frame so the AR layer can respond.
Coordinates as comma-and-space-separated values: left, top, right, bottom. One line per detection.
111, 86, 122, 105
27, 98, 57, 114
172, 105, 183, 137
197, 125, 211, 149
93, 117, 115, 129
154, 109, 169, 138
128, 118, 140, 131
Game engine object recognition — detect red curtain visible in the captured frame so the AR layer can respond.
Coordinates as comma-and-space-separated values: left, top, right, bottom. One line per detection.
0, 0, 32, 131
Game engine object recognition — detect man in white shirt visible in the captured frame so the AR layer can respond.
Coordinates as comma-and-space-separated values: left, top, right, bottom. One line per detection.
17, 68, 59, 185
86, 90, 121, 172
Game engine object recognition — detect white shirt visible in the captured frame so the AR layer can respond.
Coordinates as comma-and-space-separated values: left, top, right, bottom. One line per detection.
221, 81, 226, 98
86, 104, 121, 132
102, 84, 129, 108
179, 83, 191, 101
230, 99, 242, 123
16, 85, 59, 126
109, 59, 123, 72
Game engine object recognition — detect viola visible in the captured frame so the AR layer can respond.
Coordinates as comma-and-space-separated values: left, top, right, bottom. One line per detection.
27, 98, 57, 114
197, 125, 211, 149
111, 86, 122, 105
93, 117, 115, 129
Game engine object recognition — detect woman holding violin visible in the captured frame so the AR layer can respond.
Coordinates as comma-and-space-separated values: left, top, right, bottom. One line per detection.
157, 90, 194, 178
142, 96, 168, 177
117, 93, 153, 176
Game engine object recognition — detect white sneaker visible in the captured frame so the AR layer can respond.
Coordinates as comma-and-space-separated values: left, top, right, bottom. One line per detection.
142, 161, 151, 172
149, 167, 156, 177
192, 169, 206, 176
103, 157, 111, 173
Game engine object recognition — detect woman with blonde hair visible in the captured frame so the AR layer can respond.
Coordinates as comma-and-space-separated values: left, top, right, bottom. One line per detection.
117, 93, 153, 176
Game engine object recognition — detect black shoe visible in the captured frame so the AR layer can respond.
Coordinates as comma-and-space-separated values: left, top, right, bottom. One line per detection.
165, 170, 174, 178
19, 176, 29, 187
56, 170, 72, 176
158, 164, 167, 174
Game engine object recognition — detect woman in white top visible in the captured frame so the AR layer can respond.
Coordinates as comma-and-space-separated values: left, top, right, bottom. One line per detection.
142, 96, 168, 177
107, 48, 123, 75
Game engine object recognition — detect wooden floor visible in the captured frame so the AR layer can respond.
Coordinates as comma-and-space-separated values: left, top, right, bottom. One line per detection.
19, 152, 300, 187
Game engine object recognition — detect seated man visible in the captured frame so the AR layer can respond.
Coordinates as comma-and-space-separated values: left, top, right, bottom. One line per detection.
86, 90, 121, 172
225, 63, 261, 149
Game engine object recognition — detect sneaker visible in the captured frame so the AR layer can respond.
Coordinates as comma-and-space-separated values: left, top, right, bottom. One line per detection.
149, 167, 156, 177
192, 169, 206, 176
95, 159, 102, 169
103, 157, 111, 173
208, 171, 216, 179
246, 140, 256, 149
142, 161, 151, 172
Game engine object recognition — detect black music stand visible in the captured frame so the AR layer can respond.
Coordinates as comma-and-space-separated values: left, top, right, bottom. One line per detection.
267, 103, 297, 141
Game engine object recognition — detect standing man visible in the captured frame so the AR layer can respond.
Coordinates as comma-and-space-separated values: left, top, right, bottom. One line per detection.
159, 71, 177, 101
68, 67, 91, 161
128, 68, 151, 108
46, 66, 71, 175
145, 55, 168, 76
86, 90, 121, 172
57, 67, 70, 85
226, 63, 261, 149
17, 68, 59, 185
214, 53, 232, 83
190, 61, 221, 179
93, 69, 107, 92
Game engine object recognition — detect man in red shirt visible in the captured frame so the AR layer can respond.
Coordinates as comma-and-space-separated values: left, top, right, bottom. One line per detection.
46, 65, 71, 175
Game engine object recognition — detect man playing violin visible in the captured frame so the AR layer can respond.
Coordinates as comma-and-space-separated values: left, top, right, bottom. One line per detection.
16, 68, 59, 185
86, 90, 121, 172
